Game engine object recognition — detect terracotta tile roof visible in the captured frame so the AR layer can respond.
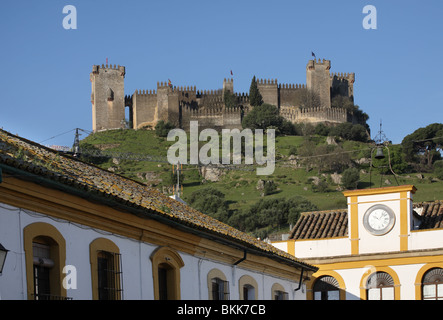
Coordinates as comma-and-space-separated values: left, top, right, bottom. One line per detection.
289, 201, 443, 241
289, 209, 348, 240
0, 129, 316, 271
414, 201, 443, 230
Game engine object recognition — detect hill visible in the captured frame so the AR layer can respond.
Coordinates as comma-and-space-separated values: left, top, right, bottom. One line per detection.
79, 128, 443, 237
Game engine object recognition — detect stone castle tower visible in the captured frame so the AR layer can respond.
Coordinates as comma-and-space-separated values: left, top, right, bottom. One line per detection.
90, 59, 356, 132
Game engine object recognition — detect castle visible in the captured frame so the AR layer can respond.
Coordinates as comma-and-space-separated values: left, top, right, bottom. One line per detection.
90, 59, 357, 132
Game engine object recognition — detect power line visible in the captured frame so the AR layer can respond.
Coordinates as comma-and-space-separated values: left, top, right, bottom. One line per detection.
38, 129, 76, 144
38, 128, 93, 144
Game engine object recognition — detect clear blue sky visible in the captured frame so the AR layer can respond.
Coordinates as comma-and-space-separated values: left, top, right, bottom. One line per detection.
1, 0, 442, 147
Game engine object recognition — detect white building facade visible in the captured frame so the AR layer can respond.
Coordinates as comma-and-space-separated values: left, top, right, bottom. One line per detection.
0, 129, 316, 301
272, 185, 443, 300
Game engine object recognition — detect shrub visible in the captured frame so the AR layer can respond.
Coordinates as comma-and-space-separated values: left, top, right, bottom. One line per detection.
342, 167, 360, 189
155, 120, 175, 137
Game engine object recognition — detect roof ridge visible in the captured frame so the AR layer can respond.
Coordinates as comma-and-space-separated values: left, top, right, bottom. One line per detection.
0, 128, 316, 270
301, 208, 348, 216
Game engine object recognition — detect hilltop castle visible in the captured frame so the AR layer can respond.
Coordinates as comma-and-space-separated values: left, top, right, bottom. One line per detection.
90, 59, 357, 132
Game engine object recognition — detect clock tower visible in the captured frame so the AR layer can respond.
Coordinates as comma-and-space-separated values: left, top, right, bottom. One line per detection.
343, 185, 417, 255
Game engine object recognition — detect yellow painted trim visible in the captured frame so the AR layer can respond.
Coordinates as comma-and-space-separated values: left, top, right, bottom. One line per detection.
400, 191, 409, 251
349, 196, 359, 255
238, 275, 259, 300
343, 185, 416, 197
359, 266, 400, 300
271, 283, 287, 300
306, 270, 346, 300
290, 236, 348, 243
307, 252, 443, 271
23, 222, 67, 300
414, 263, 443, 300
288, 240, 295, 256
150, 246, 184, 300
89, 238, 121, 300
348, 197, 411, 206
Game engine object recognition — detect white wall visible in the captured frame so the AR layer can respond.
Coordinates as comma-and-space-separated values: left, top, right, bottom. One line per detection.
0, 202, 302, 300
294, 238, 350, 258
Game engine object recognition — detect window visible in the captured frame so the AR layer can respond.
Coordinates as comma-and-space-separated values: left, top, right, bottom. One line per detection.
313, 276, 340, 300
32, 241, 53, 300
366, 272, 394, 300
97, 250, 123, 300
274, 290, 289, 300
272, 283, 288, 300
90, 238, 123, 300
208, 268, 229, 300
150, 247, 184, 300
239, 275, 258, 300
23, 223, 68, 300
211, 278, 230, 300
422, 268, 443, 300
243, 284, 255, 300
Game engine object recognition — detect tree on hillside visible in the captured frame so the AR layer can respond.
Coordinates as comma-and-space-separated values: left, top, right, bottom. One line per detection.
242, 103, 283, 130
328, 122, 368, 142
155, 120, 175, 137
223, 90, 238, 109
434, 160, 443, 180
249, 76, 263, 107
187, 187, 230, 222
401, 123, 443, 170
242, 196, 318, 235
342, 167, 360, 189
331, 96, 369, 130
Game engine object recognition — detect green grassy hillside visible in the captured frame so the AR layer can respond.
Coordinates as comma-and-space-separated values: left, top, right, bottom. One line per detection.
79, 128, 443, 236
80, 129, 443, 205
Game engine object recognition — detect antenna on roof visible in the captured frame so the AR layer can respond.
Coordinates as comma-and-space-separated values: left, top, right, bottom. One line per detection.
72, 128, 81, 157
172, 162, 183, 199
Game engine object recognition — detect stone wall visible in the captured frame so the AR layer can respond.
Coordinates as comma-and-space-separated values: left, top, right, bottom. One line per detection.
92, 59, 358, 132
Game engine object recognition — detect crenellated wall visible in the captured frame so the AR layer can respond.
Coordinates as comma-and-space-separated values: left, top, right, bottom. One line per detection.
132, 89, 158, 129
279, 83, 306, 107
280, 106, 348, 124
92, 59, 359, 132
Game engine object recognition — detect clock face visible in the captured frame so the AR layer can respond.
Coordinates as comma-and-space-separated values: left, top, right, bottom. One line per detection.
368, 209, 391, 230
363, 205, 395, 235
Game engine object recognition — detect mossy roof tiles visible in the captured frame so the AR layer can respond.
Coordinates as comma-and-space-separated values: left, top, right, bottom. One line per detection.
0, 129, 315, 270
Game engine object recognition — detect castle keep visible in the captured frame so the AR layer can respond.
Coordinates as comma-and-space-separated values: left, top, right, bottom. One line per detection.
90, 59, 356, 132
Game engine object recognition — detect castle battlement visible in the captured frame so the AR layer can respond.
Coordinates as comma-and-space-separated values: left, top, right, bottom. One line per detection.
278, 83, 305, 89
91, 59, 358, 132
257, 78, 278, 85
135, 89, 157, 96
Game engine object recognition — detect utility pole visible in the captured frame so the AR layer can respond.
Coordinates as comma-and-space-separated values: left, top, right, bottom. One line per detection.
73, 128, 81, 157
173, 162, 183, 198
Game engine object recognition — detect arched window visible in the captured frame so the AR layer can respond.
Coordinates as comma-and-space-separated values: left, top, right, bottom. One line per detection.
271, 283, 288, 300
90, 238, 123, 300
313, 276, 340, 300
23, 222, 68, 300
422, 268, 443, 300
366, 272, 395, 300
239, 275, 258, 300
207, 269, 229, 300
150, 247, 184, 300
